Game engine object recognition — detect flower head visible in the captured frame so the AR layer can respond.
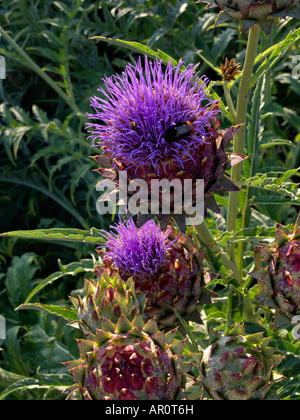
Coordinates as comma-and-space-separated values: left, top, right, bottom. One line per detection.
90, 57, 245, 229
97, 218, 208, 328
101, 218, 173, 281
197, 0, 300, 34
64, 315, 186, 400
87, 56, 218, 174
251, 214, 300, 328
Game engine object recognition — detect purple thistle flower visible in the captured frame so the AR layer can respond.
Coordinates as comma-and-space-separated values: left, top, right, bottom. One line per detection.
97, 217, 209, 328
101, 218, 173, 280
86, 56, 218, 174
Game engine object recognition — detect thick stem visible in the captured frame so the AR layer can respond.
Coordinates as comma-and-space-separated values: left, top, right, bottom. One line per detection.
226, 24, 261, 263
223, 82, 237, 123
195, 221, 243, 285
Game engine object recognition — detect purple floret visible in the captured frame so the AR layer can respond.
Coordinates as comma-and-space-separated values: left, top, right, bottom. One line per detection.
86, 56, 218, 174
101, 218, 173, 280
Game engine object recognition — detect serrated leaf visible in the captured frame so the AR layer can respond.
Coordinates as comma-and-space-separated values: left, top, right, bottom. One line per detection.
16, 303, 77, 322
197, 51, 222, 76
23, 258, 96, 303
260, 139, 296, 149
0, 378, 67, 400
0, 227, 104, 244
250, 27, 300, 88
174, 310, 199, 353
91, 36, 179, 67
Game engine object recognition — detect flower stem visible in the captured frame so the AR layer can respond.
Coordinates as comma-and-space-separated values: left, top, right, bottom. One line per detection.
223, 82, 237, 123
195, 221, 242, 285
226, 24, 261, 263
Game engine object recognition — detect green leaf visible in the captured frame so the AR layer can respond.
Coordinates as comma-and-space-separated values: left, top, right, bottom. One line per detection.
24, 258, 96, 303
16, 303, 77, 322
250, 27, 300, 88
241, 75, 266, 222
277, 168, 300, 185
0, 378, 41, 400
249, 76, 265, 168
197, 52, 222, 76
228, 27, 300, 89
91, 36, 179, 66
260, 139, 296, 149
0, 227, 104, 245
174, 310, 199, 353
5, 253, 40, 308
0, 378, 67, 400
0, 368, 26, 390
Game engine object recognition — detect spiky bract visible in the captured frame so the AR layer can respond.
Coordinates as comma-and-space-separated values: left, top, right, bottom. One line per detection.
69, 273, 145, 333
251, 215, 300, 328
96, 219, 209, 328
64, 315, 186, 400
189, 325, 283, 400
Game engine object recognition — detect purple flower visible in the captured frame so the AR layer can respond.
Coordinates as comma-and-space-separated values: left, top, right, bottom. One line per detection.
101, 218, 173, 280
86, 56, 218, 174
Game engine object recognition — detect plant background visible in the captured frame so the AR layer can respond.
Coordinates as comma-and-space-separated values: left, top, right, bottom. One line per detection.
0, 0, 299, 400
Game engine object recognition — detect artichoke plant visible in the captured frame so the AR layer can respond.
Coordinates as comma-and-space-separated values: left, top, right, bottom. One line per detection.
197, 0, 300, 34
251, 215, 300, 328
64, 315, 186, 400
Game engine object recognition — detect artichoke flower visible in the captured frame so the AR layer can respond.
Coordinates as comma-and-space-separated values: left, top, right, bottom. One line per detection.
189, 325, 283, 400
96, 218, 211, 329
64, 315, 186, 400
197, 0, 300, 34
251, 215, 300, 328
87, 56, 245, 230
69, 274, 145, 334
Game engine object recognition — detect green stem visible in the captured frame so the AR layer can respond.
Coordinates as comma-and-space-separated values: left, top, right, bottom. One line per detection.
223, 82, 237, 123
226, 24, 261, 264
0, 26, 83, 117
195, 221, 242, 285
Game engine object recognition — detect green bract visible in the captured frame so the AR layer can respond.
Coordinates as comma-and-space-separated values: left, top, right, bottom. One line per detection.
189, 325, 283, 400
64, 315, 186, 400
69, 274, 145, 333
197, 0, 300, 34
251, 215, 300, 328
